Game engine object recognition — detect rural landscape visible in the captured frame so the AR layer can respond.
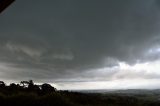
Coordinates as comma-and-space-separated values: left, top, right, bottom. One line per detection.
1, 0, 160, 106
0, 80, 159, 106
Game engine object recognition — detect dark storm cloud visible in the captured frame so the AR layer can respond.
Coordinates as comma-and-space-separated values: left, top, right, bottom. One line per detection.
0, 0, 160, 82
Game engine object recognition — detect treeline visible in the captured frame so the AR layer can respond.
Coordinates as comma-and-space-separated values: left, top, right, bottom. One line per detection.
0, 80, 72, 106
0, 80, 56, 95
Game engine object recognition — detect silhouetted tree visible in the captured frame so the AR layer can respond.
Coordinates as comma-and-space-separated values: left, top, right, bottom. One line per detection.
9, 83, 17, 88
41, 83, 56, 94
28, 80, 34, 89
9, 83, 22, 89
27, 80, 41, 93
9, 83, 20, 93
0, 81, 5, 88
20, 81, 30, 88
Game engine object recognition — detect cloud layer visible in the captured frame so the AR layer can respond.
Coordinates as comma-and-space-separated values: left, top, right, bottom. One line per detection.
0, 0, 160, 89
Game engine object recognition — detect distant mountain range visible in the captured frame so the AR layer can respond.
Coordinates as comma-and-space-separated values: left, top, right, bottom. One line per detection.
73, 89, 160, 95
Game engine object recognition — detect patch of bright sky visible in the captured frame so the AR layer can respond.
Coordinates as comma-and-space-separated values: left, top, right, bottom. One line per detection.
56, 79, 160, 90
56, 59, 160, 90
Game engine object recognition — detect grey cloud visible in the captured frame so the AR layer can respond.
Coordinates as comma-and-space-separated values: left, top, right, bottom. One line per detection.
0, 0, 160, 83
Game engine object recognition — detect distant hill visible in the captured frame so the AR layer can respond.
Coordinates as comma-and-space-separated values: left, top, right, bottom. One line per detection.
74, 89, 160, 94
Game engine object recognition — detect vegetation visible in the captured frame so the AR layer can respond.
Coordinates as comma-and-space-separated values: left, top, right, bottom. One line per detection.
0, 80, 159, 106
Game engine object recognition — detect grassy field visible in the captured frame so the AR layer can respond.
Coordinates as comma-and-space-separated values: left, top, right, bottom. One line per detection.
0, 90, 160, 106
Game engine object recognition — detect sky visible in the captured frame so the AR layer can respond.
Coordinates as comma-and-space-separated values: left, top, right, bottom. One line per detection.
1, 0, 160, 90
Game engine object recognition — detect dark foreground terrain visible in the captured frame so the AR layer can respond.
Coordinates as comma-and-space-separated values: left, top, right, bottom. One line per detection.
0, 81, 160, 106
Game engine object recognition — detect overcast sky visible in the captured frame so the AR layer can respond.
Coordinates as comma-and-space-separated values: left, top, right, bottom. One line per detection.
1, 0, 160, 90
